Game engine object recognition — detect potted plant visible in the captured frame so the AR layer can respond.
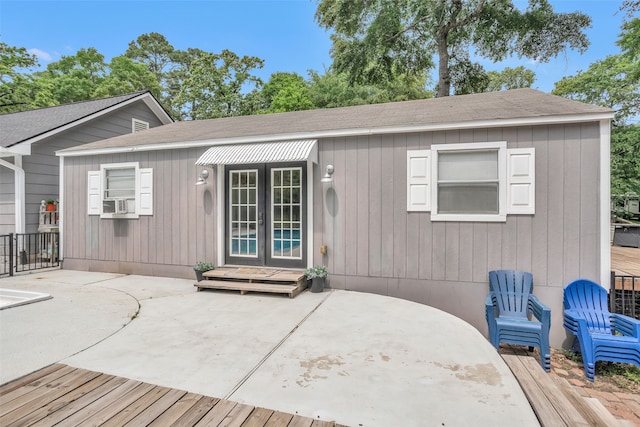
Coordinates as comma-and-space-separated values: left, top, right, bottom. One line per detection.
304, 265, 328, 293
45, 199, 57, 212
193, 261, 215, 282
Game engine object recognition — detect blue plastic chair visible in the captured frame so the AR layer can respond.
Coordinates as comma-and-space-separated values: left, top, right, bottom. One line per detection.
563, 279, 640, 381
485, 270, 551, 371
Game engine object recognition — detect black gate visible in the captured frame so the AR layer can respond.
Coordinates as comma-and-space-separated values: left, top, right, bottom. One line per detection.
610, 271, 640, 320
0, 232, 60, 277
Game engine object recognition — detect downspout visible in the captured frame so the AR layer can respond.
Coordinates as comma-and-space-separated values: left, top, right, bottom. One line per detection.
0, 156, 26, 233
59, 156, 64, 262
600, 119, 611, 289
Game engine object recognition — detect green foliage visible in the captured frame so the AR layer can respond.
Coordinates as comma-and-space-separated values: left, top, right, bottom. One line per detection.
304, 265, 328, 279
486, 66, 536, 92
94, 56, 162, 99
260, 72, 313, 113
316, 0, 590, 97
611, 125, 640, 197
194, 261, 215, 271
0, 42, 42, 112
173, 50, 264, 120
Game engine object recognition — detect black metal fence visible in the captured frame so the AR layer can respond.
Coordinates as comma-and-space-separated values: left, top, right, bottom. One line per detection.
610, 271, 640, 319
0, 232, 60, 277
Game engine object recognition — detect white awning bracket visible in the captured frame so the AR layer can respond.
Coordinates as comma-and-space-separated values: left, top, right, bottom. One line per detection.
195, 139, 318, 166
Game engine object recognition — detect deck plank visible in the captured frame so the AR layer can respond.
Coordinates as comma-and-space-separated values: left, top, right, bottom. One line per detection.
241, 407, 275, 427
0, 365, 335, 427
147, 392, 204, 426
0, 363, 64, 395
502, 354, 568, 426
3, 372, 111, 427
172, 395, 219, 426
551, 375, 620, 427
612, 246, 640, 276
28, 375, 128, 426
125, 388, 187, 427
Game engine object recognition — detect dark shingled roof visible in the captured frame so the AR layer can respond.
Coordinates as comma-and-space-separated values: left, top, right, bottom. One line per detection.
1, 92, 153, 147
59, 89, 613, 154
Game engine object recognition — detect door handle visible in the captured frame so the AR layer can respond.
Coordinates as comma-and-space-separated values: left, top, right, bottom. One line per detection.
258, 212, 264, 225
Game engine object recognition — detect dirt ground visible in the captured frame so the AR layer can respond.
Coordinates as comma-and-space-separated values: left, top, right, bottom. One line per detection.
549, 348, 640, 394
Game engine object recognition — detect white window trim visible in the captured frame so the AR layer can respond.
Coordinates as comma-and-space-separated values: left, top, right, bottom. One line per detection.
270, 166, 303, 261
431, 141, 507, 222
87, 162, 153, 218
132, 118, 149, 133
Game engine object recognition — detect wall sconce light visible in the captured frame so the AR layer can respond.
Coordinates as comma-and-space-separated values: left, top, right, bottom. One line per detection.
320, 164, 334, 183
195, 169, 209, 186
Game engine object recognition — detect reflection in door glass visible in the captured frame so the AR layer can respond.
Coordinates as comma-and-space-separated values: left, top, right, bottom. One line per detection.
271, 168, 302, 259
230, 170, 258, 257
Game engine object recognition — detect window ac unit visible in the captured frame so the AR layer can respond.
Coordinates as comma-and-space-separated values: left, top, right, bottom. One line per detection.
115, 198, 128, 214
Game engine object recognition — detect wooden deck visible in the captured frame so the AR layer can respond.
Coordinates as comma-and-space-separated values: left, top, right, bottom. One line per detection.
612, 245, 640, 277
0, 364, 344, 427
196, 267, 307, 298
502, 348, 632, 427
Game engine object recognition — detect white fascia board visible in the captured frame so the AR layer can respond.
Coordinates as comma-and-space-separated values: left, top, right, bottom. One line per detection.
14, 93, 170, 150
57, 111, 615, 158
599, 119, 612, 289
1, 144, 31, 156
141, 94, 173, 124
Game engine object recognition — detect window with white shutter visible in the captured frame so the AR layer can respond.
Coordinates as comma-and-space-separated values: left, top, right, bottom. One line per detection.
87, 162, 153, 218
406, 142, 535, 222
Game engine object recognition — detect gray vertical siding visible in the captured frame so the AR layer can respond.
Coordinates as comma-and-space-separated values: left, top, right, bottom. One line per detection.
12, 100, 166, 233
62, 148, 216, 279
0, 164, 16, 234
314, 122, 602, 348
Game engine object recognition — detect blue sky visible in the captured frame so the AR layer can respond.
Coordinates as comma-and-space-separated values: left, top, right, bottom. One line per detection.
0, 0, 632, 93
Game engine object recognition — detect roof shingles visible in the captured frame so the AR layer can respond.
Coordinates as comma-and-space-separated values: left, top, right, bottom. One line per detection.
58, 89, 613, 154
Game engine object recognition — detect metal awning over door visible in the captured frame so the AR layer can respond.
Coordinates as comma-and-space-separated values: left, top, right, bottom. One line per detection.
195, 139, 317, 166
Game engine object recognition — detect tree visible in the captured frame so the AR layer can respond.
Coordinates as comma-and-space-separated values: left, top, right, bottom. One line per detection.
316, 0, 590, 97
611, 125, 640, 197
552, 18, 640, 125
173, 49, 264, 119
94, 56, 163, 98
307, 69, 432, 108
260, 72, 313, 113
486, 66, 536, 92
0, 42, 44, 112
125, 32, 175, 88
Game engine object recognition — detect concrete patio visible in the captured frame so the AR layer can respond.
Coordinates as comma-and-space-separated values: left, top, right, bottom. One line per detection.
0, 270, 539, 426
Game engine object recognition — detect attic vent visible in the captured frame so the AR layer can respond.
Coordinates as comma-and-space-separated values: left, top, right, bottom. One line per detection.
132, 118, 149, 133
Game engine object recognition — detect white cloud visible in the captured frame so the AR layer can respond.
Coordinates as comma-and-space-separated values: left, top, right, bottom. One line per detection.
28, 48, 53, 62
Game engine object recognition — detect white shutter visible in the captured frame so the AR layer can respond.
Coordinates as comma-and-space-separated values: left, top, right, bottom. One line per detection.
507, 148, 535, 214
87, 171, 101, 215
137, 168, 153, 215
407, 150, 431, 211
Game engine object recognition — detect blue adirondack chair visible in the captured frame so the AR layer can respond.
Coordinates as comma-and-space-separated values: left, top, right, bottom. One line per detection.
485, 270, 551, 372
563, 279, 640, 381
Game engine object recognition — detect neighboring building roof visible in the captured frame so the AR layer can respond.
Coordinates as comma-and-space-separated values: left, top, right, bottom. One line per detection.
58, 89, 614, 156
0, 91, 173, 148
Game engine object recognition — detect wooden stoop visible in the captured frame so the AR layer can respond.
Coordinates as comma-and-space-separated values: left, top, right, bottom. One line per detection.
195, 267, 307, 298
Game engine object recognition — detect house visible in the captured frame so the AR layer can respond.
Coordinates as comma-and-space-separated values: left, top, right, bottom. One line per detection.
56, 89, 614, 347
0, 91, 172, 235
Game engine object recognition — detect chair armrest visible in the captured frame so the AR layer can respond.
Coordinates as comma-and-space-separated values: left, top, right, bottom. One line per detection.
611, 313, 640, 338
485, 292, 496, 311
528, 295, 551, 329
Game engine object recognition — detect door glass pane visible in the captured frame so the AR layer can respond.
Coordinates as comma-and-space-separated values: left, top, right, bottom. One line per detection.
271, 167, 302, 260
230, 169, 258, 257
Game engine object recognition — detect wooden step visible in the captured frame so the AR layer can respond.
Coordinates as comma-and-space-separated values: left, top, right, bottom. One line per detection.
203, 267, 305, 284
195, 279, 306, 298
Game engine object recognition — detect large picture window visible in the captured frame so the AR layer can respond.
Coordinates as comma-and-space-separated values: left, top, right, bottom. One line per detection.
407, 142, 534, 222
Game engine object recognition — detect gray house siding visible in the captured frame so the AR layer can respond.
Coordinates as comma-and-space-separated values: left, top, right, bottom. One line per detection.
62, 148, 217, 278
313, 122, 602, 348
60, 120, 602, 349
19, 101, 166, 233
0, 164, 16, 234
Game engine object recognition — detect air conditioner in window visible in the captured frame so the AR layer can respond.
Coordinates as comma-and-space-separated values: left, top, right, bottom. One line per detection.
115, 198, 128, 214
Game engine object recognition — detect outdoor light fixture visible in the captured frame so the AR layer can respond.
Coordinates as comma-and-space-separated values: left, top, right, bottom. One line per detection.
320, 164, 334, 183
195, 169, 209, 186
